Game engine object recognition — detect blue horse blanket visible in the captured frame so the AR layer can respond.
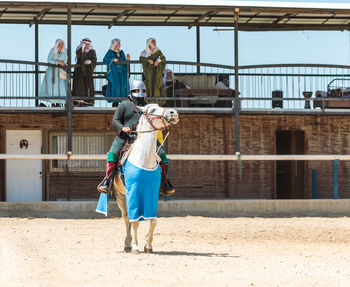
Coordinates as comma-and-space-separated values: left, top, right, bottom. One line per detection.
123, 159, 161, 222
96, 192, 109, 216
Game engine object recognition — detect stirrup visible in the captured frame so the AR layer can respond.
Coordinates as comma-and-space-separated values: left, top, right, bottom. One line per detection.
160, 180, 175, 196
165, 181, 176, 196
97, 179, 111, 194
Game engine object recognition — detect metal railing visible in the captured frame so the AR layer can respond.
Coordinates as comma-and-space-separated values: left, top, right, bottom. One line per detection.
239, 64, 350, 109
0, 59, 70, 108
0, 59, 236, 109
1, 59, 350, 110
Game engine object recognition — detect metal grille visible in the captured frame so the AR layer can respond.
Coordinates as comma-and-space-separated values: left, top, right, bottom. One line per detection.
50, 133, 115, 170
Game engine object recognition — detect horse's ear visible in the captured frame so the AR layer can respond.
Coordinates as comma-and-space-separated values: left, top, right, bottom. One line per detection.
137, 106, 147, 113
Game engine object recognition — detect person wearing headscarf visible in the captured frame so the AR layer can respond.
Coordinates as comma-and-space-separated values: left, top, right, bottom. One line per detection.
72, 38, 97, 106
139, 38, 166, 105
216, 74, 229, 89
39, 39, 68, 107
163, 69, 188, 106
103, 38, 130, 107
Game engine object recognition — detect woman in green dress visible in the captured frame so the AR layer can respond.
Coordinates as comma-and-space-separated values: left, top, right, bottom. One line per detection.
139, 38, 166, 104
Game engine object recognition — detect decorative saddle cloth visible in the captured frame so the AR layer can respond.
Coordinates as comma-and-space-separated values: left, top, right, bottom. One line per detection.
123, 159, 161, 222
96, 159, 161, 219
96, 140, 162, 217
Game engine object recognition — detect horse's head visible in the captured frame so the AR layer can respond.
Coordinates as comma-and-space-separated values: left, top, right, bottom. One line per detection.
138, 104, 179, 131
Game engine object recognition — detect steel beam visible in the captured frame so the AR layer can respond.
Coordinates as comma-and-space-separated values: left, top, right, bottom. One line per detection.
108, 9, 132, 29
81, 9, 94, 22
188, 11, 215, 29
35, 21, 39, 107
234, 9, 240, 155
196, 25, 200, 74
29, 8, 50, 27
66, 8, 73, 154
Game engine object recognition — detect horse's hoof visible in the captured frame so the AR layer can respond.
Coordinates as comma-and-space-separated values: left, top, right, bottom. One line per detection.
124, 246, 132, 253
131, 248, 140, 254
144, 246, 153, 254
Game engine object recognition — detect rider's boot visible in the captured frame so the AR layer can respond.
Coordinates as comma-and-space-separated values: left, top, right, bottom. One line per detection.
159, 163, 175, 196
98, 161, 117, 193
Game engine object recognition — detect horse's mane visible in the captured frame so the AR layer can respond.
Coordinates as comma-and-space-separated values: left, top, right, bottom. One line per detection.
136, 114, 145, 133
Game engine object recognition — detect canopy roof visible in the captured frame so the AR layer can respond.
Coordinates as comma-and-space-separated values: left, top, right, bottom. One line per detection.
1, 0, 350, 31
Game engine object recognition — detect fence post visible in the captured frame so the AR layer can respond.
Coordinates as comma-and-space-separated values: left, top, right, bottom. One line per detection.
35, 21, 39, 107
196, 24, 200, 74
333, 159, 338, 199
164, 159, 170, 201
234, 9, 241, 167
66, 8, 73, 201
66, 7, 73, 155
312, 169, 317, 199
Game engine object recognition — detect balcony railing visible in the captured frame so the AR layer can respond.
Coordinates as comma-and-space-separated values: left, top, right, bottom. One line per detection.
239, 64, 350, 110
1, 59, 350, 111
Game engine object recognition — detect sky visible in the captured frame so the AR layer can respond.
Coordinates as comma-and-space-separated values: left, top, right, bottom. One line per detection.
1, 0, 350, 66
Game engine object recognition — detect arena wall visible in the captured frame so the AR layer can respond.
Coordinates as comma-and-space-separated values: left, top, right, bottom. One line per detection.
0, 112, 349, 200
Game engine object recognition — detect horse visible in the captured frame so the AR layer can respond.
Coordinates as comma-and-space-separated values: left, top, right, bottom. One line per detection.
112, 103, 179, 254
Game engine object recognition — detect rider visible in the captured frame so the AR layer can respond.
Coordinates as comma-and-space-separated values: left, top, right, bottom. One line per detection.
99, 79, 175, 196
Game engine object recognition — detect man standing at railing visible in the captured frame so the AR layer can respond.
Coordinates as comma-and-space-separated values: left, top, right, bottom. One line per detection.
139, 38, 166, 106
73, 38, 97, 106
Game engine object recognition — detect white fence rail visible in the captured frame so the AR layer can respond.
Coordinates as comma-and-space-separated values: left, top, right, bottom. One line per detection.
1, 154, 350, 161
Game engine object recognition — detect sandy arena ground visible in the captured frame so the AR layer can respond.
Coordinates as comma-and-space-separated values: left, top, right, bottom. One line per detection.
1, 216, 350, 287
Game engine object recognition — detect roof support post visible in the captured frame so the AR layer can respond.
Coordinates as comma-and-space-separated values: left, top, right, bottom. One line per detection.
196, 24, 200, 74
66, 7, 73, 156
35, 21, 39, 107
234, 8, 240, 156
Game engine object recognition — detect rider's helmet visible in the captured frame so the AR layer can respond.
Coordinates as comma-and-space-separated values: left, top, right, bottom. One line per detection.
130, 79, 147, 98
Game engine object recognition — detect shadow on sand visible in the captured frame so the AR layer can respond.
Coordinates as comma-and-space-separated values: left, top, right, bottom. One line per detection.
152, 250, 239, 258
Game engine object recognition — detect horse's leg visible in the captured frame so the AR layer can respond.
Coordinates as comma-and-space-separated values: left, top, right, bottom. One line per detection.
144, 219, 157, 253
131, 221, 140, 254
122, 216, 132, 252
115, 188, 132, 252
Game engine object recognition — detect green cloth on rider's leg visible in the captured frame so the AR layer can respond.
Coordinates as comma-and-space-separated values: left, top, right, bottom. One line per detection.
107, 152, 119, 162
107, 141, 169, 163
159, 151, 168, 164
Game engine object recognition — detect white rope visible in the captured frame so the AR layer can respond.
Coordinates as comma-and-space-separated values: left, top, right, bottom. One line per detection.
156, 130, 170, 154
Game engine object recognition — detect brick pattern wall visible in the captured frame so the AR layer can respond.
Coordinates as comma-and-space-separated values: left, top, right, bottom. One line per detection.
168, 114, 350, 199
1, 112, 350, 200
48, 172, 104, 200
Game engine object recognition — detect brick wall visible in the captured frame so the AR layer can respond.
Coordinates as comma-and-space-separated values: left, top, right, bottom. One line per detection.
1, 112, 350, 200
168, 114, 350, 199
48, 172, 104, 200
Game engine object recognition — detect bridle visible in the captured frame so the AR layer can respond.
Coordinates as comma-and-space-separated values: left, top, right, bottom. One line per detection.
144, 105, 170, 131
130, 105, 172, 134
130, 105, 174, 153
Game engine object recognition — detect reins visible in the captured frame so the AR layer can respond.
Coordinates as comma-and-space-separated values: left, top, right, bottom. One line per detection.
157, 129, 170, 154
130, 106, 170, 134
129, 124, 169, 134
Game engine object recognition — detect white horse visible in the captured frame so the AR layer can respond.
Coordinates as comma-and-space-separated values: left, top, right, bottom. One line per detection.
113, 103, 179, 254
